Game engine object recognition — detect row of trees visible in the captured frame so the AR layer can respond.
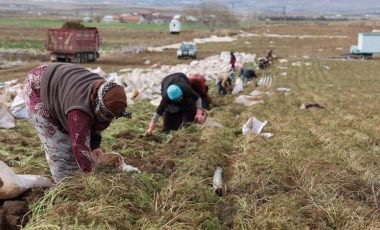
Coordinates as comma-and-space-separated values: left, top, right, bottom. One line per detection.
183, 0, 239, 32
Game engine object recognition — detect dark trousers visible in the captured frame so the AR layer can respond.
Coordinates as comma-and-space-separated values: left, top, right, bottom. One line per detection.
217, 81, 227, 95
163, 102, 196, 132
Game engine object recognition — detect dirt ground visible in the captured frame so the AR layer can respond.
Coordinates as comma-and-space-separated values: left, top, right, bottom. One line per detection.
0, 188, 47, 230
1, 21, 377, 82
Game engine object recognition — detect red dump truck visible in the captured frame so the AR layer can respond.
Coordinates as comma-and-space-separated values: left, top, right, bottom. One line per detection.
45, 27, 100, 63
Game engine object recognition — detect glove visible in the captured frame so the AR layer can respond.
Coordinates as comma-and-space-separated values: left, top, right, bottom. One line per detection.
91, 148, 104, 165
194, 108, 205, 124
145, 121, 155, 136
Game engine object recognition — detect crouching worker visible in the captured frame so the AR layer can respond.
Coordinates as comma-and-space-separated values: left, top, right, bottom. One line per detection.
22, 63, 134, 183
188, 73, 211, 109
238, 65, 257, 83
146, 72, 204, 136
217, 69, 234, 95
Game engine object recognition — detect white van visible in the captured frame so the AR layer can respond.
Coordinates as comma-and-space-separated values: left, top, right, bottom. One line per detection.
102, 15, 115, 23
169, 19, 181, 34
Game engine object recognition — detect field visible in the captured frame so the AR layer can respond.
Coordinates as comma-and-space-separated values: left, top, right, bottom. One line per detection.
1, 17, 380, 229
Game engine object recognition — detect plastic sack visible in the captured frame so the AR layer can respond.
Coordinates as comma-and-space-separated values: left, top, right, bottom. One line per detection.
232, 78, 243, 95
235, 95, 264, 107
195, 109, 224, 129
202, 117, 224, 128
0, 161, 53, 200
242, 116, 267, 135
0, 103, 15, 129
10, 94, 29, 119
97, 152, 141, 174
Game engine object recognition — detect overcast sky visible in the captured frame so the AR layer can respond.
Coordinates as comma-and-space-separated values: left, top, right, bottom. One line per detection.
220, 0, 380, 13
6, 0, 380, 13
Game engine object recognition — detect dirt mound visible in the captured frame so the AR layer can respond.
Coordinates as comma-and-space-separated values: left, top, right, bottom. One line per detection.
61, 20, 86, 30
0, 200, 29, 230
0, 188, 46, 230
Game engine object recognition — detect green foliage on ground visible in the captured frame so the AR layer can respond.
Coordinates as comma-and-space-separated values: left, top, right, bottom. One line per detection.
3, 57, 379, 229
0, 40, 43, 50
0, 17, 206, 30
1, 20, 380, 229
0, 17, 206, 50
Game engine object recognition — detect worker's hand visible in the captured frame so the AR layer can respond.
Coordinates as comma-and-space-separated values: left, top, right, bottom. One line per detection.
194, 108, 205, 124
91, 148, 104, 164
145, 129, 153, 137
145, 121, 155, 136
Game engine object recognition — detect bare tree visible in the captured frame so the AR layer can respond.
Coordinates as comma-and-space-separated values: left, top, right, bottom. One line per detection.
184, 0, 238, 32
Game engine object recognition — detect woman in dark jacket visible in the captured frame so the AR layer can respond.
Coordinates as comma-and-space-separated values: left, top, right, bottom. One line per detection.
22, 63, 133, 183
146, 72, 204, 135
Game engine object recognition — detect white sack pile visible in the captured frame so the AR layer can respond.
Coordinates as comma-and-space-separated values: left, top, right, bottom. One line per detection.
91, 51, 257, 106
0, 79, 25, 128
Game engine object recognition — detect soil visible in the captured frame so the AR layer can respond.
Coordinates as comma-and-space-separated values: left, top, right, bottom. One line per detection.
0, 188, 46, 230
0, 200, 29, 230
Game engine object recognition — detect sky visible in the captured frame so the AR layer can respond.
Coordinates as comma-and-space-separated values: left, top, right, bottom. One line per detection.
5, 0, 380, 14
215, 0, 380, 13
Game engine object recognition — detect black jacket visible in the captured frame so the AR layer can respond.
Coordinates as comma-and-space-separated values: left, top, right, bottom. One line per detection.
156, 73, 200, 115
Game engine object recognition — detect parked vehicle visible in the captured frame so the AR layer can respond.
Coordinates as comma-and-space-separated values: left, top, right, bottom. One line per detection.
349, 33, 380, 59
82, 16, 92, 23
177, 43, 197, 59
169, 18, 181, 34
45, 27, 100, 63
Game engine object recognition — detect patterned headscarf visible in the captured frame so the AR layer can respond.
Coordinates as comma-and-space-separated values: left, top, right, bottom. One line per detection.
94, 82, 131, 122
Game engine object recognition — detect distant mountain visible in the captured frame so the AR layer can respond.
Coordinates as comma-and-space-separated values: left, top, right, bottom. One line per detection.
4, 0, 380, 15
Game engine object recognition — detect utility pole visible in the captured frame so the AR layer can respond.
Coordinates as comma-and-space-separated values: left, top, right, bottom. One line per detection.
283, 6, 286, 24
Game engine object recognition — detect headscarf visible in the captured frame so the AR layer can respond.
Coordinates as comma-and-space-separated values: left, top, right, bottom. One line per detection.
94, 82, 131, 122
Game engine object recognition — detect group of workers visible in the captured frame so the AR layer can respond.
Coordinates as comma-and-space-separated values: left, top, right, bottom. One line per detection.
21, 50, 271, 183
22, 64, 208, 183
258, 50, 274, 70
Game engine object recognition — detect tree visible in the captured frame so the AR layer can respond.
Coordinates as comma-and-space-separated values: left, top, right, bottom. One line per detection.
184, 0, 238, 32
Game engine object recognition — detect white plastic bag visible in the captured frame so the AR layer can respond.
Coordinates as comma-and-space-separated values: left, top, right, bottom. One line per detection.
242, 116, 267, 135
0, 161, 53, 200
98, 152, 141, 174
0, 103, 15, 129
10, 94, 29, 119
235, 95, 264, 107
232, 78, 243, 95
